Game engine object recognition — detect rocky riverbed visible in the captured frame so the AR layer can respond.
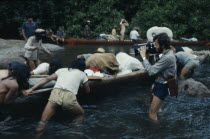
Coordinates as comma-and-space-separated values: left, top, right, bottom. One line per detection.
0, 38, 64, 68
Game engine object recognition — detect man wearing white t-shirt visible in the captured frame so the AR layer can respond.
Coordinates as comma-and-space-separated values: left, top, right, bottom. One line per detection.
130, 27, 140, 42
24, 58, 90, 132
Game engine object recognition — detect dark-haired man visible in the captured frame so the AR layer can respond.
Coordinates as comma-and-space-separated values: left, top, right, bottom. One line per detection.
22, 14, 38, 41
0, 61, 30, 105
24, 29, 53, 70
24, 58, 90, 132
84, 20, 91, 39
138, 33, 176, 121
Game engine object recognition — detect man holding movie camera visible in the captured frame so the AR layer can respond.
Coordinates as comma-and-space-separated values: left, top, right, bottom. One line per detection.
138, 33, 176, 121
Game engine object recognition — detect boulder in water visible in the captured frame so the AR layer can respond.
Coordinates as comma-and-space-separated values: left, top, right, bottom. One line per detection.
178, 78, 210, 96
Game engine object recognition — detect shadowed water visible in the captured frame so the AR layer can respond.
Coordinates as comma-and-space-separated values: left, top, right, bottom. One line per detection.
0, 44, 209, 139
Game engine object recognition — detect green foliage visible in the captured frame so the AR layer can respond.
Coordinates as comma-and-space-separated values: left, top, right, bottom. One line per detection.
0, 0, 209, 40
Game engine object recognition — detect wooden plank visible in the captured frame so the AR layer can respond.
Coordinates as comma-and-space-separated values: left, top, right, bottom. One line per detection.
88, 76, 102, 80
31, 75, 49, 78
29, 88, 53, 95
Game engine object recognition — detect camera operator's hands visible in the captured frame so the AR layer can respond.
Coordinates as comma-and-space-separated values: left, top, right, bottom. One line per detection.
138, 46, 147, 59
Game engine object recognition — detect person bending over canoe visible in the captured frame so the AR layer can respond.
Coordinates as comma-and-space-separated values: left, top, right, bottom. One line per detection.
0, 61, 30, 106
30, 58, 63, 75
23, 58, 90, 132
175, 47, 209, 79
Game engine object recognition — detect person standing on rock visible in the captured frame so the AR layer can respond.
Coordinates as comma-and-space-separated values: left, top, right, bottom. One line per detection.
130, 27, 141, 42
84, 20, 91, 39
119, 19, 129, 41
24, 29, 53, 70
22, 14, 38, 41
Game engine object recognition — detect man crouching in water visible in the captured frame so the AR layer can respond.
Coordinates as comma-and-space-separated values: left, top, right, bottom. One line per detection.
138, 33, 176, 121
0, 61, 30, 105
24, 58, 90, 132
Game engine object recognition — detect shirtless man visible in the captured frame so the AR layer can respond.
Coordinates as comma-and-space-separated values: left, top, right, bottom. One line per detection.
111, 25, 117, 36
0, 61, 30, 106
120, 19, 129, 41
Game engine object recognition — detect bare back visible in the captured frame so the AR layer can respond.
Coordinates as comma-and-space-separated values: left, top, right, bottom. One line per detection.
0, 77, 19, 105
120, 23, 129, 35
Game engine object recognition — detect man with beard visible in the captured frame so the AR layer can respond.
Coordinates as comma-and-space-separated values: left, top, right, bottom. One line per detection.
138, 33, 176, 121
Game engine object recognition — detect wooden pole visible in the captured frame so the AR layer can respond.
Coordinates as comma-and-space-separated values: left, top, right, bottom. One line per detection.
29, 88, 53, 95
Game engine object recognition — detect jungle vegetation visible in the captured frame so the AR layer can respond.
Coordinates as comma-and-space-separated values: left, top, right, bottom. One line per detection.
0, 0, 209, 40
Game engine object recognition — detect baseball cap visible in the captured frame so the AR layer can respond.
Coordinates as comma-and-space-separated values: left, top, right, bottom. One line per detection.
8, 61, 22, 70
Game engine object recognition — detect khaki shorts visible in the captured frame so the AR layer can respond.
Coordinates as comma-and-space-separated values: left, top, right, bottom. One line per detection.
24, 49, 38, 60
49, 88, 79, 110
185, 59, 199, 69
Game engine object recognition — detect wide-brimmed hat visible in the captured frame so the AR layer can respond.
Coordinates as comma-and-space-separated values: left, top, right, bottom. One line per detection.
35, 29, 45, 33
96, 48, 105, 53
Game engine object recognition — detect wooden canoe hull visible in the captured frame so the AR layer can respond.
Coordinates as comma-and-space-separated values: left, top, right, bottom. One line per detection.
2, 71, 154, 115
78, 70, 154, 103
64, 38, 210, 46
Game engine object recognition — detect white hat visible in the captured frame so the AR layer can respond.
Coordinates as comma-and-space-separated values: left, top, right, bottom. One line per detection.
96, 48, 105, 53
35, 29, 45, 33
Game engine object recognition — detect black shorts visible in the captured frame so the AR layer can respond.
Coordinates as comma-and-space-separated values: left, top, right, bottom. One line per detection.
154, 82, 169, 101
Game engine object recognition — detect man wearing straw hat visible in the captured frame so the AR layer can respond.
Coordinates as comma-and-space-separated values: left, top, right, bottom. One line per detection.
84, 20, 91, 39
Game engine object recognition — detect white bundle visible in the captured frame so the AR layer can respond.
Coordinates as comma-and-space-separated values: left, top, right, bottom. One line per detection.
116, 52, 144, 75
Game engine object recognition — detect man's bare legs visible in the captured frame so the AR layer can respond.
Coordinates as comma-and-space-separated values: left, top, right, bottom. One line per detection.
180, 66, 191, 79
29, 59, 40, 70
36, 101, 58, 132
70, 104, 85, 123
36, 102, 85, 132
149, 95, 163, 121
29, 60, 36, 70
120, 34, 125, 41
35, 59, 41, 67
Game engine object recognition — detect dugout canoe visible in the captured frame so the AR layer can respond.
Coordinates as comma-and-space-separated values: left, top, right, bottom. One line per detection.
1, 70, 154, 115
64, 38, 210, 46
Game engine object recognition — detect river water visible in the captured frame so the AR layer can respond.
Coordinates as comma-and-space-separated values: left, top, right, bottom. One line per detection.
0, 44, 209, 139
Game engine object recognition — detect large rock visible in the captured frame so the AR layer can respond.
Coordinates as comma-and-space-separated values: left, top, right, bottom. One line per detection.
0, 55, 26, 69
0, 38, 64, 56
178, 78, 210, 96
0, 38, 64, 68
